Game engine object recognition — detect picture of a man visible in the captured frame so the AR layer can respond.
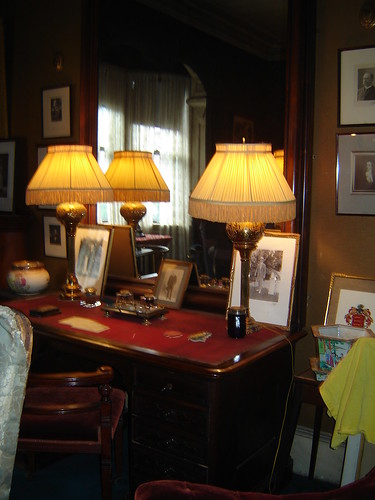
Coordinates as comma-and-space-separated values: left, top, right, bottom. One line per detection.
357, 71, 375, 101
255, 256, 267, 294
49, 224, 61, 245
51, 97, 62, 121
353, 158, 375, 192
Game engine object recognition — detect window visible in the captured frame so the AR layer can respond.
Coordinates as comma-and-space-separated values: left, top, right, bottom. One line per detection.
97, 64, 191, 260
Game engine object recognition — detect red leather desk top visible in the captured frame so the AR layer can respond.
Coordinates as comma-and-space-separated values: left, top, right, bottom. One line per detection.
9, 294, 291, 368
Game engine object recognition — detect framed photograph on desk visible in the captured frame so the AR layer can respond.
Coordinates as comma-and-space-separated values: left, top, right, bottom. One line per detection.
106, 225, 138, 278
75, 225, 113, 297
154, 259, 193, 309
228, 231, 300, 329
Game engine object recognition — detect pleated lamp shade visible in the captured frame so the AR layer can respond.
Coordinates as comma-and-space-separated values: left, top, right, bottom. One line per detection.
25, 145, 113, 206
273, 149, 285, 174
189, 143, 295, 223
105, 151, 170, 202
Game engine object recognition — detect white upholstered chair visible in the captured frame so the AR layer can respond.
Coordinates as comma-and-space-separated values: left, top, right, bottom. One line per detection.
0, 306, 33, 500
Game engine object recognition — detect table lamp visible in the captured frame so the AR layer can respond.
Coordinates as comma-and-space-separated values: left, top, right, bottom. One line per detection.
189, 143, 296, 333
25, 145, 113, 300
273, 149, 285, 174
105, 151, 170, 237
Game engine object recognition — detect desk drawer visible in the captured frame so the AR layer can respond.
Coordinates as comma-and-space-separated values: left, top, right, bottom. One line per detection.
132, 443, 208, 487
134, 366, 208, 406
133, 394, 207, 434
132, 415, 207, 463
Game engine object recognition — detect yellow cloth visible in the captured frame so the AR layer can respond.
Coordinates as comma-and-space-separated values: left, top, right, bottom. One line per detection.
320, 337, 375, 448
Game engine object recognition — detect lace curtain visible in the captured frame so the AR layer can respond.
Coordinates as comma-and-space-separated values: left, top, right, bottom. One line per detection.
97, 63, 192, 261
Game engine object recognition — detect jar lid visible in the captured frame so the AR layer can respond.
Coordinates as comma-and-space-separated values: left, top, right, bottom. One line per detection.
12, 260, 44, 270
228, 306, 246, 315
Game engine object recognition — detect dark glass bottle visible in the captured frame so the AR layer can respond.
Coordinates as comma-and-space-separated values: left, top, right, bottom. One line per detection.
227, 306, 246, 338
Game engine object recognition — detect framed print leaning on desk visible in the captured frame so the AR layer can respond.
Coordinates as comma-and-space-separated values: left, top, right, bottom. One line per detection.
228, 231, 300, 329
75, 225, 113, 297
154, 259, 193, 309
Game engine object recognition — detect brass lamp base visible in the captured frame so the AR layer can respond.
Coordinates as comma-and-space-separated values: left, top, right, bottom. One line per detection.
56, 202, 87, 300
120, 202, 147, 237
226, 222, 265, 333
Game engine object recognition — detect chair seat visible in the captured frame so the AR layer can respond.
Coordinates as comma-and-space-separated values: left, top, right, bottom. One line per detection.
17, 366, 126, 499
19, 387, 125, 442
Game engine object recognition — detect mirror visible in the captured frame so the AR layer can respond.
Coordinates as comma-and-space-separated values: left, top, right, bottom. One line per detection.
95, 0, 288, 281
81, 0, 316, 330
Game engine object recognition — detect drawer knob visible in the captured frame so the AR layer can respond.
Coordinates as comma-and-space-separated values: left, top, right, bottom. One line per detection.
162, 409, 175, 419
161, 382, 173, 392
165, 437, 175, 447
162, 466, 176, 477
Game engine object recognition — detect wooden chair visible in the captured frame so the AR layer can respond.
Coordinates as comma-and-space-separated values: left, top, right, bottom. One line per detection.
17, 365, 126, 500
145, 244, 170, 273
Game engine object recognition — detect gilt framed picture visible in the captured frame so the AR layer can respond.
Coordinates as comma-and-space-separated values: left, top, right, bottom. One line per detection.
324, 273, 375, 328
228, 231, 300, 329
336, 133, 375, 215
154, 259, 193, 309
339, 46, 375, 126
75, 225, 113, 297
42, 86, 71, 138
0, 140, 15, 212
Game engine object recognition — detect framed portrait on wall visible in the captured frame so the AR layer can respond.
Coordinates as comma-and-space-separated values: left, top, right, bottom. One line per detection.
42, 86, 71, 138
43, 216, 67, 258
232, 116, 254, 143
336, 133, 375, 215
339, 46, 375, 126
0, 140, 15, 212
228, 231, 300, 330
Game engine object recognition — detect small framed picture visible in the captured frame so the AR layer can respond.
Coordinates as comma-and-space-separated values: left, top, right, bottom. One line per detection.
336, 133, 375, 215
154, 259, 193, 309
42, 86, 71, 138
0, 140, 15, 212
75, 225, 113, 297
43, 216, 67, 258
339, 46, 375, 126
325, 273, 375, 328
228, 231, 300, 329
232, 115, 254, 143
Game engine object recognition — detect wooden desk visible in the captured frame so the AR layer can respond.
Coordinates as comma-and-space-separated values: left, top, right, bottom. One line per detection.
9, 294, 303, 494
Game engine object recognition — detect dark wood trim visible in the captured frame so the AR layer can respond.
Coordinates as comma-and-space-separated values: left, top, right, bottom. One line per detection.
104, 275, 229, 314
284, 0, 316, 331
79, 0, 99, 151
